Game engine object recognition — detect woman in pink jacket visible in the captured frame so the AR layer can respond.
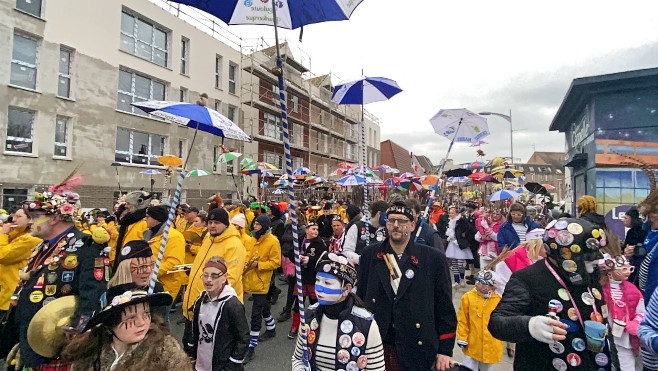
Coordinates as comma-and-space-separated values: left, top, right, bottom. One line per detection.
475, 209, 504, 268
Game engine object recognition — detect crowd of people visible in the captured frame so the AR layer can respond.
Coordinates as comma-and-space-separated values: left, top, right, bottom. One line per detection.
0, 172, 657, 371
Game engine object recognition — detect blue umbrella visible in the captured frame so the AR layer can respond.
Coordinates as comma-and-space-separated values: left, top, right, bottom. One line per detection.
489, 190, 520, 201
337, 175, 366, 186
293, 166, 311, 176
164, 3, 365, 365
332, 77, 403, 105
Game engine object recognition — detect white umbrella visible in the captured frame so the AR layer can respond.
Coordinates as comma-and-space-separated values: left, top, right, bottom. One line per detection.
430, 108, 490, 144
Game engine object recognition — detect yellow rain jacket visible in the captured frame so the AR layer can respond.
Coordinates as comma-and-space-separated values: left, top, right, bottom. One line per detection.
243, 232, 281, 295
0, 228, 41, 310
183, 224, 246, 320
244, 209, 255, 233
174, 215, 188, 233
456, 289, 503, 364
106, 220, 119, 249
183, 225, 206, 264
148, 227, 186, 300
109, 219, 148, 262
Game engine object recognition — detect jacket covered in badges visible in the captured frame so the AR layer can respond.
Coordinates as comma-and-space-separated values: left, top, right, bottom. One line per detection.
357, 239, 457, 371
146, 227, 186, 300
456, 289, 503, 364
488, 259, 618, 370
183, 224, 246, 320
243, 232, 281, 294
16, 227, 108, 368
0, 227, 41, 310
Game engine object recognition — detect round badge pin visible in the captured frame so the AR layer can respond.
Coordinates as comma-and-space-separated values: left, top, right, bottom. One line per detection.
561, 319, 580, 332
572, 338, 586, 352
337, 349, 350, 364
581, 292, 595, 306
567, 307, 578, 321
562, 260, 577, 273
556, 230, 574, 246
560, 248, 572, 260
591, 229, 600, 238
30, 291, 44, 303
547, 228, 558, 239
601, 304, 609, 319
570, 244, 581, 254
352, 332, 365, 347
546, 219, 557, 230
357, 355, 368, 368
591, 288, 602, 300
340, 320, 353, 334
567, 223, 583, 235
67, 233, 75, 238
555, 220, 568, 230
405, 269, 414, 279
552, 357, 567, 371
339, 334, 352, 348
42, 296, 56, 307
566, 353, 581, 367
549, 299, 564, 313
550, 242, 558, 250
310, 318, 319, 330
121, 246, 131, 256
308, 330, 316, 344
549, 341, 565, 354
558, 288, 569, 301
350, 346, 360, 357
586, 238, 600, 250
346, 361, 358, 371
595, 353, 609, 366
590, 312, 603, 323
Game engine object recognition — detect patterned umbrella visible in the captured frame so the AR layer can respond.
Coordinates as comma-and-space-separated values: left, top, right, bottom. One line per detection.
399, 178, 423, 191
305, 176, 327, 185
217, 151, 242, 164
489, 190, 520, 201
399, 172, 416, 178
293, 166, 311, 176
185, 169, 210, 178
336, 175, 366, 186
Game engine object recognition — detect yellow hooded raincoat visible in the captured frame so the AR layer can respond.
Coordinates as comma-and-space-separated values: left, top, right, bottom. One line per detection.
243, 231, 281, 295
0, 228, 41, 310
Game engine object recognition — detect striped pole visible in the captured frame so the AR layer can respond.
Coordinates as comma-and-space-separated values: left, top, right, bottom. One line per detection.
149, 169, 186, 293
360, 108, 371, 247
415, 117, 464, 241
271, 5, 308, 366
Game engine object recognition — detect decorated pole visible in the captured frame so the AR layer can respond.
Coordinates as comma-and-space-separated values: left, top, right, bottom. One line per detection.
360, 102, 371, 247
415, 118, 465, 242
271, 4, 308, 367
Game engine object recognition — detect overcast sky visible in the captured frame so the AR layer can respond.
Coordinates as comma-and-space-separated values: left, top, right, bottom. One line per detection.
203, 0, 658, 165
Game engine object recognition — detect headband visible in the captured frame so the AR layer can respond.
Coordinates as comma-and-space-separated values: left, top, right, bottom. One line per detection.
204, 259, 227, 274
386, 203, 414, 222
316, 252, 357, 286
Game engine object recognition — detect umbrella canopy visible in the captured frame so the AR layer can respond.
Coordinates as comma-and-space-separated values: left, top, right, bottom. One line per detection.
241, 161, 279, 175
305, 176, 327, 185
140, 169, 162, 175
470, 140, 488, 147
525, 182, 548, 194
167, 0, 364, 29
336, 175, 366, 186
185, 169, 210, 178
293, 166, 311, 176
274, 179, 290, 187
217, 151, 242, 164
543, 183, 556, 190
331, 77, 403, 105
489, 190, 520, 201
492, 168, 524, 180
490, 157, 508, 166
338, 161, 355, 169
469, 161, 485, 169
447, 176, 469, 184
398, 172, 416, 179
157, 155, 183, 167
272, 188, 284, 195
430, 108, 490, 144
420, 175, 439, 190
445, 168, 472, 177
398, 179, 422, 191
132, 101, 251, 142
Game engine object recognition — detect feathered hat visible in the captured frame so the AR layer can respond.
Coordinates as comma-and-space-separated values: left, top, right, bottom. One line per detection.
23, 165, 84, 222
616, 152, 658, 216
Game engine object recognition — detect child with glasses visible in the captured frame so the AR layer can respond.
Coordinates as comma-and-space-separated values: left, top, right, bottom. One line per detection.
599, 248, 645, 371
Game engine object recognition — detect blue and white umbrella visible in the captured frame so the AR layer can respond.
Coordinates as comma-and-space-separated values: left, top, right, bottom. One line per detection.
447, 176, 469, 184
132, 101, 251, 142
429, 108, 489, 144
293, 166, 311, 176
337, 175, 366, 186
331, 77, 403, 105
140, 169, 162, 175
489, 190, 520, 201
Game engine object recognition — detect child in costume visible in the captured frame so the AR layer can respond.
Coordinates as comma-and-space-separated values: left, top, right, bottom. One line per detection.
457, 270, 503, 371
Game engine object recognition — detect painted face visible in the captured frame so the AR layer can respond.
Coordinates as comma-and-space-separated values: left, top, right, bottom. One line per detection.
130, 257, 154, 286
112, 302, 151, 345
315, 272, 345, 305
30, 214, 53, 238
202, 266, 227, 297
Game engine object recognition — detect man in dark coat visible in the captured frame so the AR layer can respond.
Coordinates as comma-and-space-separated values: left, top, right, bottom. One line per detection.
357, 201, 456, 371
404, 198, 445, 253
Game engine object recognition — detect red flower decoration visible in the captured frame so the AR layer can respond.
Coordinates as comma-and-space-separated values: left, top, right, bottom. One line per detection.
59, 204, 75, 215
410, 255, 419, 266
376, 252, 385, 260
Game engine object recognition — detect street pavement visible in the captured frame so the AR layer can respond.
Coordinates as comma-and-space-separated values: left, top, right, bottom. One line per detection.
170, 278, 515, 371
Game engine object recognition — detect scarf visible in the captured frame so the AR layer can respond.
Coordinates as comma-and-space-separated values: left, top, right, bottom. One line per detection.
329, 232, 345, 253
116, 208, 147, 251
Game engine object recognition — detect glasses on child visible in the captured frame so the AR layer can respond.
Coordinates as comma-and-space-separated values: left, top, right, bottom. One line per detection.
619, 266, 635, 273
202, 272, 224, 280
130, 263, 155, 274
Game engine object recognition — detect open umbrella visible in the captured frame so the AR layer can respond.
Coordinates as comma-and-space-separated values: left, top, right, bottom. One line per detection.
185, 169, 210, 178
305, 176, 326, 185
336, 175, 366, 186
293, 166, 311, 176
447, 176, 469, 184
445, 168, 472, 177
525, 182, 548, 194
420, 175, 439, 190
132, 96, 251, 296
398, 171, 416, 178
492, 168, 524, 180
489, 190, 520, 201
543, 183, 556, 191
470, 161, 485, 169
157, 155, 183, 168
140, 169, 162, 175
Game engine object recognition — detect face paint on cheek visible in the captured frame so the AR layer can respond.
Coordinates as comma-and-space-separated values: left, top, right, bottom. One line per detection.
315, 283, 344, 305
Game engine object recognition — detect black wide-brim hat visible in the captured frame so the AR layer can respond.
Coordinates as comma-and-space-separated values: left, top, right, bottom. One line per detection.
84, 283, 172, 331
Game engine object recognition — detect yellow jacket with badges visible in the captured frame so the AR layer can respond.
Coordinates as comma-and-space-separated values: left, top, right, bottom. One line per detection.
0, 228, 41, 310
456, 289, 503, 364
243, 232, 281, 294
147, 227, 186, 299
183, 224, 246, 320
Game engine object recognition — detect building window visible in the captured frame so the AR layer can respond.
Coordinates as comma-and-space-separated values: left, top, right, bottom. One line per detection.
177, 139, 186, 159
54, 115, 70, 157
228, 62, 237, 94
227, 105, 237, 122
15, 0, 41, 17
58, 47, 73, 98
179, 87, 187, 102
115, 127, 166, 165
214, 99, 222, 113
291, 95, 299, 113
11, 33, 38, 90
264, 113, 281, 141
180, 37, 189, 75
120, 11, 168, 67
215, 55, 222, 89
2, 188, 28, 211
264, 152, 283, 170
117, 69, 166, 115
212, 145, 219, 173
226, 159, 235, 174
6, 107, 35, 154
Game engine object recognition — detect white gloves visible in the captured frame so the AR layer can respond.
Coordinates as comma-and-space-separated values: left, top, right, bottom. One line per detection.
529, 316, 566, 344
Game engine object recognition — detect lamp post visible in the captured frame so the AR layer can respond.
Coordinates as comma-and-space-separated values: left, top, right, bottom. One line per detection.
479, 110, 513, 164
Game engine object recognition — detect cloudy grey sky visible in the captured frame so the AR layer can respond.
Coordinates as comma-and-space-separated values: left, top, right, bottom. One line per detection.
210, 0, 658, 165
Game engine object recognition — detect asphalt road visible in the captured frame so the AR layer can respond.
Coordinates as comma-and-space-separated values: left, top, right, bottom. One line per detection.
170, 277, 515, 371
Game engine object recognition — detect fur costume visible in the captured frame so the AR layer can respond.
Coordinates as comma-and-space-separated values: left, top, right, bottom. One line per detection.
70, 324, 192, 371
